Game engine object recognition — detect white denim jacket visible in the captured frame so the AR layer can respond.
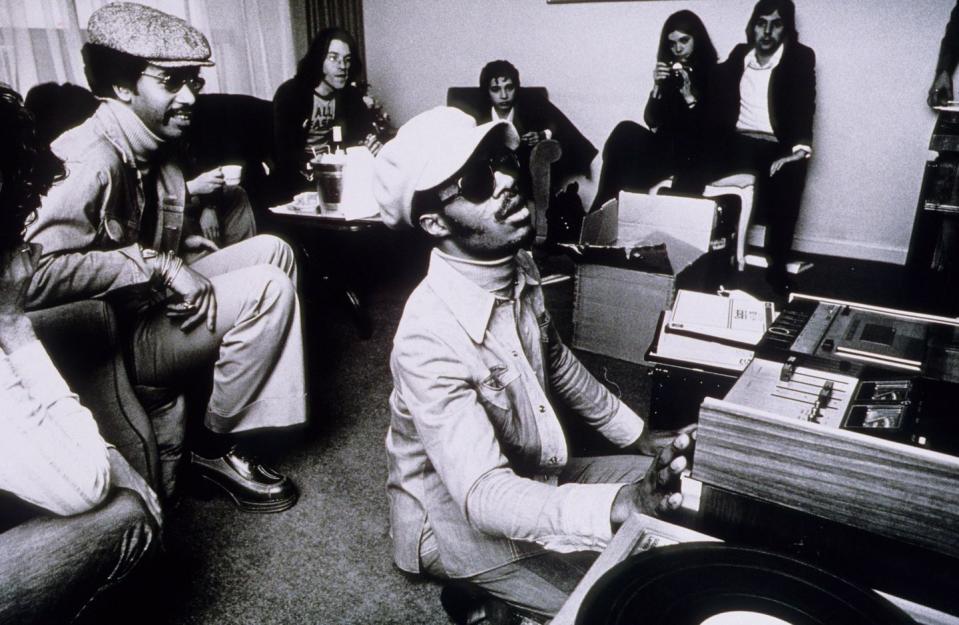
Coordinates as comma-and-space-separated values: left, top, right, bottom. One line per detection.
26, 102, 187, 311
386, 249, 645, 578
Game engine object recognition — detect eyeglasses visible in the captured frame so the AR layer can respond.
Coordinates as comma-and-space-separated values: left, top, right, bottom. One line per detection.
439, 152, 521, 205
325, 52, 352, 68
141, 71, 206, 94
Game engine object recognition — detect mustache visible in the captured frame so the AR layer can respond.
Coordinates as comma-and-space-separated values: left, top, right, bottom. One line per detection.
163, 105, 193, 121
494, 192, 525, 222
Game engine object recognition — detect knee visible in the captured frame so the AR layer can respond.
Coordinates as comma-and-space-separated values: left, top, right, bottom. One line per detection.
91, 490, 159, 558
246, 263, 297, 312
250, 234, 298, 277
605, 121, 645, 154
105, 490, 156, 530
223, 184, 251, 206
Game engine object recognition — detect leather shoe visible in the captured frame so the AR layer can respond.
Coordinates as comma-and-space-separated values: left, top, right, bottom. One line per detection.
190, 448, 298, 513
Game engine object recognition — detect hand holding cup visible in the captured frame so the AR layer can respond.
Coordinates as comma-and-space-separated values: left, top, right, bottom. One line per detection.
221, 164, 243, 186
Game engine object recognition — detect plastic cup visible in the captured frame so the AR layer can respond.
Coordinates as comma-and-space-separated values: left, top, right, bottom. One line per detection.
314, 163, 344, 214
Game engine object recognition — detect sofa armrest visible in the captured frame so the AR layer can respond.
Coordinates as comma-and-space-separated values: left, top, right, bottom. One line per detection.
26, 301, 159, 488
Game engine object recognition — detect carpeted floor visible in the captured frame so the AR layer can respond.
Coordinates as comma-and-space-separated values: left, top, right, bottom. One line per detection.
132, 234, 910, 625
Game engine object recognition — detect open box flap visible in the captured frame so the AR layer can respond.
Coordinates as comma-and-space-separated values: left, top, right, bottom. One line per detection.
559, 241, 672, 273
570, 192, 717, 274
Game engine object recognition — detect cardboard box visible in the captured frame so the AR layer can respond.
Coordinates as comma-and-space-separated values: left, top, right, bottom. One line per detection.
568, 192, 731, 365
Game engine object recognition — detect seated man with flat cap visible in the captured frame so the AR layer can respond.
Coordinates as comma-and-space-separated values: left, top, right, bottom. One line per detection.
373, 106, 695, 623
26, 2, 306, 512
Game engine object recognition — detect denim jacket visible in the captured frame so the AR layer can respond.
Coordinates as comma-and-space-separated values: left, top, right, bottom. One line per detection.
26, 102, 186, 311
386, 250, 644, 578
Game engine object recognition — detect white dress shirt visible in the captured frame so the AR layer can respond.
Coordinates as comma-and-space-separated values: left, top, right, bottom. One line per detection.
736, 44, 812, 156
736, 44, 784, 137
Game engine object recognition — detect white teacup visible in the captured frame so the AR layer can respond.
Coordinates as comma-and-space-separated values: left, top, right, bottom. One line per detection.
221, 164, 243, 186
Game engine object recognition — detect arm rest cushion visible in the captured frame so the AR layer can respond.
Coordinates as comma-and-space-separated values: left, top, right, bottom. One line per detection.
26, 301, 159, 487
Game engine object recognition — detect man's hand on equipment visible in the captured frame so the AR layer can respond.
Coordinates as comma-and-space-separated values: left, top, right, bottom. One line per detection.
634, 423, 697, 456
610, 430, 695, 526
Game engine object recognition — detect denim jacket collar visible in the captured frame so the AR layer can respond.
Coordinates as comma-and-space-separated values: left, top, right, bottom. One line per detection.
425, 248, 541, 344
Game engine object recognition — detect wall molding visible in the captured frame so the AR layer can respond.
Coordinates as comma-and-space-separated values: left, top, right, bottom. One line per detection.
793, 235, 907, 265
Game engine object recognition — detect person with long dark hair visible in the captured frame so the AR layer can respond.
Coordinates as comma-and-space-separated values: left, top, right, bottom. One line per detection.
592, 10, 719, 209
272, 27, 379, 198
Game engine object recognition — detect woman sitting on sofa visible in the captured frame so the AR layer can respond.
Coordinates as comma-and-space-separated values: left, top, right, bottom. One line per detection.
272, 27, 380, 198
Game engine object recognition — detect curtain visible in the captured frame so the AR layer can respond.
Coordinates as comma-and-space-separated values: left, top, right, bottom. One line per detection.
186, 0, 296, 98
0, 1, 89, 90
0, 0, 294, 100
302, 0, 365, 80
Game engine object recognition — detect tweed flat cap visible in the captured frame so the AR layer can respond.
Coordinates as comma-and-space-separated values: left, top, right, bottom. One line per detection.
373, 107, 519, 229
88, 2, 213, 67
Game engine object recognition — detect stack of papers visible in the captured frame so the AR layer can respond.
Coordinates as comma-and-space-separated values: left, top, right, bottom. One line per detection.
647, 289, 776, 372
667, 289, 775, 346
651, 310, 755, 372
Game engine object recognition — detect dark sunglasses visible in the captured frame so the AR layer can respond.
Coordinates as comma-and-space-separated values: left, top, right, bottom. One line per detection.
141, 71, 206, 94
438, 152, 521, 205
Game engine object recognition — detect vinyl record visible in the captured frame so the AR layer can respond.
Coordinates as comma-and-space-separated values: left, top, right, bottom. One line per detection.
576, 543, 915, 625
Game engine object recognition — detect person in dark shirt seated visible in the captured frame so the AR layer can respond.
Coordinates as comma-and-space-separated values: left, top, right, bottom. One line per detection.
478, 60, 555, 151
473, 60, 560, 196
272, 27, 380, 199
592, 10, 719, 210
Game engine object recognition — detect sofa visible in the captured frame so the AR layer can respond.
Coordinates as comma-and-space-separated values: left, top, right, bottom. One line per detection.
27, 300, 159, 486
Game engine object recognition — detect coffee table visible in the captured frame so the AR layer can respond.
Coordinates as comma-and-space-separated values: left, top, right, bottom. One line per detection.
266, 203, 387, 338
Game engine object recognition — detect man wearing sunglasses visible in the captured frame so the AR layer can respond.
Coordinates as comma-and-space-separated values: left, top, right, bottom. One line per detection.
25, 3, 306, 514
375, 107, 695, 623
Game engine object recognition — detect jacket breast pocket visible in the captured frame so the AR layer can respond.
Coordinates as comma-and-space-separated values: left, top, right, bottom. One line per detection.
476, 364, 542, 477
477, 364, 519, 412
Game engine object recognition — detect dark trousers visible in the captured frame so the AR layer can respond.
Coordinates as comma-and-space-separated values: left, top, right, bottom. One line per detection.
591, 121, 710, 211
712, 134, 809, 284
0, 490, 156, 624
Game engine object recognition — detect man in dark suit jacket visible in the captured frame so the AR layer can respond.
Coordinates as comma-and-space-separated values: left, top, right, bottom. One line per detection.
463, 60, 597, 194
710, 0, 816, 293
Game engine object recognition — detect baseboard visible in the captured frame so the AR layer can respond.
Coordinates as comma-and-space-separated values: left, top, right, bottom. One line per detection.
792, 235, 907, 265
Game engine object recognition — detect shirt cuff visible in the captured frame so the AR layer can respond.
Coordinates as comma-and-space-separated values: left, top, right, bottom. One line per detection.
543, 129, 553, 140
7, 340, 73, 399
537, 482, 627, 553
596, 400, 646, 448
126, 245, 162, 284
792, 145, 812, 158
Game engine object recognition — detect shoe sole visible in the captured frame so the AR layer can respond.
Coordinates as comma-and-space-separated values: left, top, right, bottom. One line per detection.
194, 473, 299, 513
